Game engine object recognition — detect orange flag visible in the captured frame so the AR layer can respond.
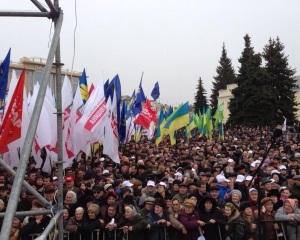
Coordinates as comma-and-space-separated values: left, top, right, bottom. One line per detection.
0, 69, 25, 152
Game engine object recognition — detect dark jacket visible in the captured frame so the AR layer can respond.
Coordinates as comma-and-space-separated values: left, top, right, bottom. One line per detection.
19, 216, 51, 240
122, 214, 148, 240
198, 196, 224, 240
79, 217, 102, 240
178, 210, 200, 240
255, 210, 276, 240
222, 210, 246, 240
65, 216, 83, 240
147, 208, 169, 240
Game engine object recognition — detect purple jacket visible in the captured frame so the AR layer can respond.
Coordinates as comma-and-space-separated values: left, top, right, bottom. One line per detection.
178, 210, 200, 240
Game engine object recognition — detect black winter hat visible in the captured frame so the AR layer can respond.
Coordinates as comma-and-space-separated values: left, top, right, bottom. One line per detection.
239, 201, 252, 212
154, 198, 166, 208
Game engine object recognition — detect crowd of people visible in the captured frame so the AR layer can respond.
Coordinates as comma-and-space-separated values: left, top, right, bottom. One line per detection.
1, 126, 300, 240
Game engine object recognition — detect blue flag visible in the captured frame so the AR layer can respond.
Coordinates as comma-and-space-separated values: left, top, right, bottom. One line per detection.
79, 69, 89, 104
132, 79, 146, 116
126, 90, 135, 119
106, 75, 122, 124
0, 49, 11, 110
119, 101, 127, 142
104, 79, 109, 97
151, 82, 160, 100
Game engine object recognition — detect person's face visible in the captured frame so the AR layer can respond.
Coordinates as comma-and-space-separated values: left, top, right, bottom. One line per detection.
88, 211, 96, 219
231, 194, 240, 203
184, 205, 194, 214
29, 173, 36, 181
12, 218, 20, 228
75, 210, 83, 220
189, 185, 197, 192
108, 207, 116, 217
157, 186, 165, 193
249, 191, 258, 201
65, 193, 73, 204
282, 190, 291, 199
269, 195, 278, 203
147, 185, 155, 192
66, 180, 74, 188
284, 202, 293, 214
198, 185, 206, 194
154, 205, 163, 214
63, 211, 69, 219
204, 201, 213, 211
173, 184, 179, 191
264, 183, 272, 191
145, 203, 154, 210
273, 175, 279, 183
93, 190, 103, 199
189, 196, 197, 205
125, 209, 132, 219
294, 179, 300, 186
265, 202, 274, 212
0, 177, 5, 185
43, 178, 51, 187
36, 178, 43, 186
107, 196, 116, 204
77, 171, 84, 178
179, 186, 187, 195
224, 206, 232, 217
45, 192, 55, 201
210, 190, 219, 199
172, 200, 180, 211
244, 207, 252, 216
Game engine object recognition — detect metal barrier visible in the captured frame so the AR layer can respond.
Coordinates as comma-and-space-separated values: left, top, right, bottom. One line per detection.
21, 228, 128, 240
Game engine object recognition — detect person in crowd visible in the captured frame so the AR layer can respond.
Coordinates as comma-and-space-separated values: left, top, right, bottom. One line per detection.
80, 204, 103, 240
229, 189, 242, 209
178, 199, 203, 240
65, 207, 85, 240
122, 205, 148, 240
268, 189, 283, 211
222, 202, 245, 240
102, 203, 124, 240
173, 183, 189, 203
208, 186, 226, 209
239, 201, 257, 240
63, 190, 81, 217
154, 182, 171, 200
19, 210, 51, 240
147, 198, 171, 240
275, 198, 300, 240
139, 180, 157, 206
168, 198, 186, 240
198, 196, 224, 240
139, 196, 155, 217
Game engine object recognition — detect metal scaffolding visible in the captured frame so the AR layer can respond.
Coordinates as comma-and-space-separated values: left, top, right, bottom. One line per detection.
0, 0, 64, 239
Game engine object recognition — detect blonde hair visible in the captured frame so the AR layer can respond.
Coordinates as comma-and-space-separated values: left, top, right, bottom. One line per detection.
124, 206, 133, 213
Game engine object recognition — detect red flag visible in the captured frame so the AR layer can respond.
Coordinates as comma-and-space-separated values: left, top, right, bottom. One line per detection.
0, 69, 25, 152
89, 83, 95, 96
135, 99, 157, 129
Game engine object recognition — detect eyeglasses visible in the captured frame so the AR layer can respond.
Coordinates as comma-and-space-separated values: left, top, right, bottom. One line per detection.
93, 191, 101, 194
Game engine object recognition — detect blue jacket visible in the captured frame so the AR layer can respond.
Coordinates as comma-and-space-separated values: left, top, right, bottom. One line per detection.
217, 184, 231, 200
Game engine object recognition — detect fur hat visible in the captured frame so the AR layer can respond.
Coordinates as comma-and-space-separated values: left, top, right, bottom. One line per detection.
183, 199, 196, 208
88, 204, 99, 216
261, 197, 273, 207
225, 202, 238, 214
239, 201, 252, 212
267, 189, 280, 199
123, 195, 134, 205
154, 198, 166, 208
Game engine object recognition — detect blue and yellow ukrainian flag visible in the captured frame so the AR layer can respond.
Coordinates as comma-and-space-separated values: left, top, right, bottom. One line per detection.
79, 69, 89, 104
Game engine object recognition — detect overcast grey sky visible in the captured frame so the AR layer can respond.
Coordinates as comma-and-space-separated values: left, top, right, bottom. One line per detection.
2, 0, 300, 106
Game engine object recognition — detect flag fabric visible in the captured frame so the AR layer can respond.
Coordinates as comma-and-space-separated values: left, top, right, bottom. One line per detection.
213, 102, 224, 130
151, 82, 160, 100
0, 68, 25, 152
282, 118, 287, 131
88, 83, 95, 96
206, 107, 213, 139
219, 122, 224, 140
103, 91, 120, 163
193, 112, 200, 130
202, 105, 207, 136
119, 101, 127, 142
104, 79, 109, 96
132, 79, 146, 116
156, 108, 166, 145
0, 49, 11, 111
164, 105, 173, 119
163, 102, 189, 145
135, 99, 157, 129
186, 114, 196, 139
79, 69, 89, 104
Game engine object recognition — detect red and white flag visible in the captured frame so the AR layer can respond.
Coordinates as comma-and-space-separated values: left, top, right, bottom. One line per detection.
0, 69, 25, 153
135, 99, 157, 129
103, 91, 120, 163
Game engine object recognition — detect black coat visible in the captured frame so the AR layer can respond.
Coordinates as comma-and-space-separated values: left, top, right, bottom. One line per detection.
78, 217, 102, 240
122, 214, 148, 240
19, 216, 51, 240
147, 208, 169, 240
222, 211, 246, 240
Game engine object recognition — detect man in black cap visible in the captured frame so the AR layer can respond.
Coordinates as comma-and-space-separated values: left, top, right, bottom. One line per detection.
208, 186, 225, 209
44, 186, 56, 205
193, 180, 207, 208
90, 185, 105, 206
291, 175, 300, 196
259, 177, 272, 198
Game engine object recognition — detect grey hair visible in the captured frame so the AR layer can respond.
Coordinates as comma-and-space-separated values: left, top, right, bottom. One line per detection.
67, 190, 77, 204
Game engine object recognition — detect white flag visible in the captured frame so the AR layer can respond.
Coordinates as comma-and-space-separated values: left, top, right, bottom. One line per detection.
103, 92, 120, 163
282, 118, 287, 131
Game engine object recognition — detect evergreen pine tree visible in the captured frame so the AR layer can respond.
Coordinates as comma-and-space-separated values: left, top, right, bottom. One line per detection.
262, 37, 297, 124
194, 77, 208, 114
210, 43, 236, 113
238, 53, 277, 126
228, 34, 255, 125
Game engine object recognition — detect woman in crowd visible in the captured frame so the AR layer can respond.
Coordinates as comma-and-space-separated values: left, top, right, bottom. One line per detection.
239, 201, 257, 240
147, 198, 171, 240
248, 188, 258, 212
65, 207, 85, 240
122, 205, 148, 240
80, 204, 103, 240
168, 198, 186, 240
178, 199, 203, 240
102, 203, 124, 240
222, 202, 245, 240
275, 198, 300, 240
229, 189, 242, 210
198, 196, 224, 240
